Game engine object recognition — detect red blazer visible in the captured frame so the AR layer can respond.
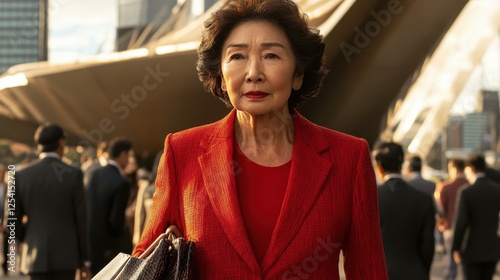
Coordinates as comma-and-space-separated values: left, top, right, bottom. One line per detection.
133, 110, 388, 279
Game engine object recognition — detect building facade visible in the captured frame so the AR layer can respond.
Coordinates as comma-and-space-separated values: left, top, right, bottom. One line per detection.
447, 116, 464, 149
0, 0, 48, 74
116, 0, 217, 51
462, 112, 496, 152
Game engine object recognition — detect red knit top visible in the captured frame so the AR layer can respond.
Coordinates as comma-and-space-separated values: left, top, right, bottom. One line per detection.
234, 142, 291, 264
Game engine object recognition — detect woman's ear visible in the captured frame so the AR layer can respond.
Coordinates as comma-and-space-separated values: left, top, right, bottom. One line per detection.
293, 73, 304, 91
221, 77, 227, 92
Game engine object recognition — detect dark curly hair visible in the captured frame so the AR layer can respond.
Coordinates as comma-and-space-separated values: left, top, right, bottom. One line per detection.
197, 0, 327, 110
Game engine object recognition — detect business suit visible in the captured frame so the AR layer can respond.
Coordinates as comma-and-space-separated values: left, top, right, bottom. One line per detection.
134, 110, 388, 279
452, 177, 500, 279
378, 177, 435, 280
406, 173, 436, 199
87, 163, 131, 275
485, 168, 500, 184
14, 156, 89, 277
83, 160, 102, 188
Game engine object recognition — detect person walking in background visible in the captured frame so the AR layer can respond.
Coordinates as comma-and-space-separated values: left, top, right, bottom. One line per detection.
375, 142, 435, 280
133, 0, 388, 278
406, 155, 437, 199
82, 141, 107, 187
10, 123, 90, 280
452, 155, 500, 280
87, 138, 133, 276
439, 158, 468, 280
405, 155, 445, 257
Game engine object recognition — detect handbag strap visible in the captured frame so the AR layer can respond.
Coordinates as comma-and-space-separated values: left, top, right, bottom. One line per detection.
138, 225, 182, 259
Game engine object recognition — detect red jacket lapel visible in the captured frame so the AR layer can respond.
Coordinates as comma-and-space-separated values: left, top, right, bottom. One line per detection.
198, 110, 261, 273
261, 112, 332, 272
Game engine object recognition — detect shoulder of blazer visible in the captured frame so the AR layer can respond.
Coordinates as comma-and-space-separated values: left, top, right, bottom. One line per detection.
99, 164, 127, 183
467, 178, 500, 194
19, 157, 80, 175
17, 159, 42, 174
166, 110, 234, 153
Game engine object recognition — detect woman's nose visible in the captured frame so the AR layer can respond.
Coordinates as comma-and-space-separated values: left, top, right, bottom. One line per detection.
245, 58, 264, 83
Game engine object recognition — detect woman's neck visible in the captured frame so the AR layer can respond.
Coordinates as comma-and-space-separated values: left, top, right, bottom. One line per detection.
235, 107, 294, 166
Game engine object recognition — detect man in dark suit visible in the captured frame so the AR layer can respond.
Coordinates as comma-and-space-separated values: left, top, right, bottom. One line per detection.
87, 138, 133, 276
374, 142, 435, 280
406, 155, 436, 200
82, 141, 108, 188
439, 158, 468, 280
12, 123, 90, 280
453, 155, 500, 280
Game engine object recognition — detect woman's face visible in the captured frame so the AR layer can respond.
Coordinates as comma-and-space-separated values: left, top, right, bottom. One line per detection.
221, 20, 303, 115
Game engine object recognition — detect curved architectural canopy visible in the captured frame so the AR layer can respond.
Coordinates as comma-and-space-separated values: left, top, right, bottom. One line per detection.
0, 0, 472, 154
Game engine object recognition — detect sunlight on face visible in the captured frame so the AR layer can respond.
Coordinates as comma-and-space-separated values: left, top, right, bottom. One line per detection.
221, 20, 303, 116
464, 166, 473, 183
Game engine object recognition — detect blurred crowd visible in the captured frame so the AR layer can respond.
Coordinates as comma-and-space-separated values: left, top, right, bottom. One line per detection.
0, 124, 162, 279
373, 142, 500, 280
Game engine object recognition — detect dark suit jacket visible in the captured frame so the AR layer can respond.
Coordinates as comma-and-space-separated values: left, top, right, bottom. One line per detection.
406, 174, 436, 198
452, 177, 500, 263
83, 160, 102, 188
87, 163, 131, 274
407, 174, 437, 212
14, 157, 89, 274
485, 168, 500, 184
133, 110, 388, 279
378, 178, 435, 280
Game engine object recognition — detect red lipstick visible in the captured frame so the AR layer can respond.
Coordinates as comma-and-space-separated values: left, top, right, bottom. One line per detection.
244, 91, 269, 99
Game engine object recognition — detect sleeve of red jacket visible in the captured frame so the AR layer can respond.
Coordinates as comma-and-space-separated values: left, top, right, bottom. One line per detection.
132, 133, 181, 257
343, 140, 388, 279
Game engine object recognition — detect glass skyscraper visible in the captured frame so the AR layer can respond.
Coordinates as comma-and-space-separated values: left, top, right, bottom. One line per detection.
0, 0, 48, 74
116, 0, 218, 51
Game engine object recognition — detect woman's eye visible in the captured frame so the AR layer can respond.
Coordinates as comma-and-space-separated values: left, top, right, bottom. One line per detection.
229, 53, 244, 60
264, 53, 279, 59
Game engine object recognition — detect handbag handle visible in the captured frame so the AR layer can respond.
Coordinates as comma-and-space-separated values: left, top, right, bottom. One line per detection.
138, 225, 183, 259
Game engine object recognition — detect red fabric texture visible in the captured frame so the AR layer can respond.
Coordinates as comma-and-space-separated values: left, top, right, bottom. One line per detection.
133, 110, 388, 279
234, 141, 291, 264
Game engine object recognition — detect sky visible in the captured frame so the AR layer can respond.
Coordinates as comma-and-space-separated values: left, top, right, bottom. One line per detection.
48, 0, 117, 62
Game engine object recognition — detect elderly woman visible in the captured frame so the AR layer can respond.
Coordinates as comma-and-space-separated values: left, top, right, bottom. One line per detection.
133, 0, 388, 278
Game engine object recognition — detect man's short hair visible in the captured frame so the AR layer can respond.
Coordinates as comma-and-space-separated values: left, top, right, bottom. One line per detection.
107, 138, 132, 159
466, 155, 486, 173
34, 123, 65, 152
408, 155, 423, 172
374, 142, 405, 174
449, 158, 465, 172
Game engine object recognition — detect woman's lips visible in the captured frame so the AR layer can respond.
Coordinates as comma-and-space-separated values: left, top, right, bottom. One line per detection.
244, 91, 269, 99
